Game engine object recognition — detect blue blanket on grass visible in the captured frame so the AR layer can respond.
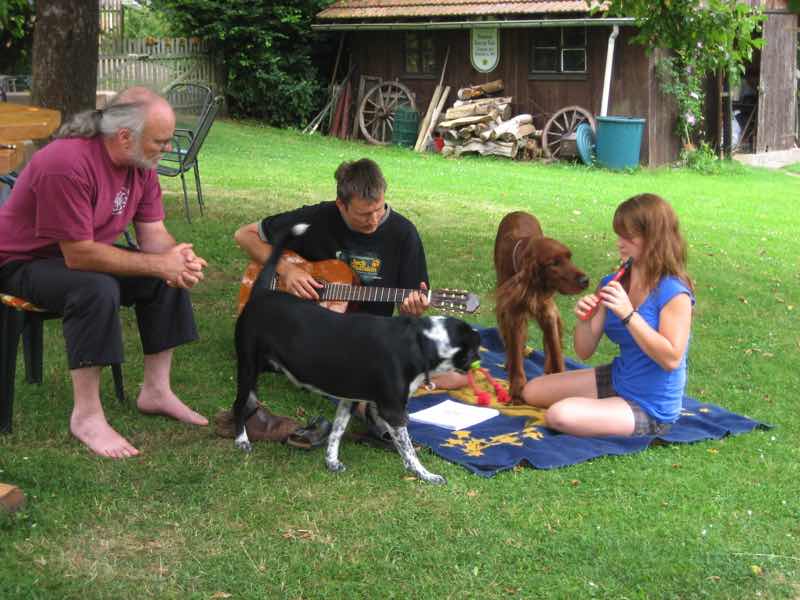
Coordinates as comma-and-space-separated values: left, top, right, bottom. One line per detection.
406, 328, 769, 478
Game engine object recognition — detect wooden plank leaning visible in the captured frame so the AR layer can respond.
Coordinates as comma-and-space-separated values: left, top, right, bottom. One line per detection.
416, 86, 450, 153
304, 89, 336, 134
350, 76, 367, 139
413, 47, 449, 152
414, 85, 442, 152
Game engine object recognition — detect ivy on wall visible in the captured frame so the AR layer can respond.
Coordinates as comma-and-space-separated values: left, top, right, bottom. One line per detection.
601, 0, 765, 146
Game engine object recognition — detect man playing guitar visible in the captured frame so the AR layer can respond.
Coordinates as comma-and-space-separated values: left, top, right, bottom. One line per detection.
235, 158, 430, 317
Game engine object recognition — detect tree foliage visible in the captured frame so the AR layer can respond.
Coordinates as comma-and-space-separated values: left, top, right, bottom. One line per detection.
0, 0, 35, 72
151, 0, 333, 126
601, 0, 765, 145
122, 3, 176, 39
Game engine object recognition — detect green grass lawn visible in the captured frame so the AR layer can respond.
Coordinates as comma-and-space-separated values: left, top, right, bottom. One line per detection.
2, 121, 799, 599
783, 162, 800, 175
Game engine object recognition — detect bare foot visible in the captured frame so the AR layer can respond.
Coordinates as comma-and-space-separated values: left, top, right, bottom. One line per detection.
70, 412, 140, 459
137, 387, 208, 426
431, 371, 469, 390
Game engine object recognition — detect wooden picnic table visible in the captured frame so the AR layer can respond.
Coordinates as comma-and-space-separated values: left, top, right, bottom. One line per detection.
0, 103, 61, 174
0, 143, 23, 175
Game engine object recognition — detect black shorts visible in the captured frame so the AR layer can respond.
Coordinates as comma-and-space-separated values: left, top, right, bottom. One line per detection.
0, 257, 198, 369
595, 364, 672, 436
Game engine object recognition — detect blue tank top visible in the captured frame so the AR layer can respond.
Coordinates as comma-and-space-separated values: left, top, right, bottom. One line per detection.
602, 275, 694, 422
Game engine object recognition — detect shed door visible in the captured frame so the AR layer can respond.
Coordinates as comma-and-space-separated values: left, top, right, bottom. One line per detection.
756, 13, 797, 153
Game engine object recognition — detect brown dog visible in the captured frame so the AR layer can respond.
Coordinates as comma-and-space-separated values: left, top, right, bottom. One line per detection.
494, 211, 589, 402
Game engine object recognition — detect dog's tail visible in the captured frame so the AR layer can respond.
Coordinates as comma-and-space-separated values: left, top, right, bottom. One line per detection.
252, 222, 309, 292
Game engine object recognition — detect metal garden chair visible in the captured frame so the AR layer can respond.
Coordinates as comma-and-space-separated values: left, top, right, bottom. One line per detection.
158, 83, 223, 223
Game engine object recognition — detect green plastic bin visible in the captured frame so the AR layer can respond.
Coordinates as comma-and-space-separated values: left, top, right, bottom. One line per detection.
595, 116, 645, 170
392, 104, 419, 148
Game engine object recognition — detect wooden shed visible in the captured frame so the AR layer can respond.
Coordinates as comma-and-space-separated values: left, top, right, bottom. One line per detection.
314, 0, 682, 165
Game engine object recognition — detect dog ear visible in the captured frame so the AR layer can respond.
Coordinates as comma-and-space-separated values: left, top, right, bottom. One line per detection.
443, 320, 480, 372
529, 237, 565, 289
458, 324, 482, 370
521, 238, 550, 293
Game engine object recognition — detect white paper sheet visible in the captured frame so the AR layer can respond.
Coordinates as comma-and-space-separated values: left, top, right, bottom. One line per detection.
408, 399, 499, 430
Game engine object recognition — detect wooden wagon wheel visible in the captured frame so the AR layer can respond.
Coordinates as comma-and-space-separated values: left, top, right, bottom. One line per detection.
542, 105, 596, 159
358, 81, 416, 145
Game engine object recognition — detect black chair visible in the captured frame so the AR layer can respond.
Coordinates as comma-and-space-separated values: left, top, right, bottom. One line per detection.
0, 174, 127, 434
0, 172, 16, 207
0, 75, 29, 103
0, 296, 127, 433
0, 75, 12, 102
158, 83, 223, 223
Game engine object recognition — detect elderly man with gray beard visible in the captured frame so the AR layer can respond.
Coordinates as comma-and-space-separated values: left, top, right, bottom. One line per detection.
0, 87, 208, 458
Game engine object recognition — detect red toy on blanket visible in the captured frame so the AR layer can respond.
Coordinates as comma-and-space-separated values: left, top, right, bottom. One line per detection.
467, 360, 511, 406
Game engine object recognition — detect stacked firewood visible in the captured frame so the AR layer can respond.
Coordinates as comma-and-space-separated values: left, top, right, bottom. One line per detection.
437, 81, 542, 160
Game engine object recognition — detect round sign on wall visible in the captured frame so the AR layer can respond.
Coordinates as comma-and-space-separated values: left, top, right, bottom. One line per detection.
470, 28, 499, 73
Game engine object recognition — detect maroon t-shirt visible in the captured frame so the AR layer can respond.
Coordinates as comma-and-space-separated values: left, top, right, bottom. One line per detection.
0, 136, 164, 267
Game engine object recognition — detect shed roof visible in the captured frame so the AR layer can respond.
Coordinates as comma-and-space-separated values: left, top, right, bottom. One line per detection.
317, 1, 602, 20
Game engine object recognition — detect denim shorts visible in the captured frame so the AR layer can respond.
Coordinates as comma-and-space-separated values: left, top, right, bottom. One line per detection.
595, 364, 672, 437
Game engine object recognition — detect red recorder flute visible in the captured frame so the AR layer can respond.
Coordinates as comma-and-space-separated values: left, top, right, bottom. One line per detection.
579, 257, 634, 321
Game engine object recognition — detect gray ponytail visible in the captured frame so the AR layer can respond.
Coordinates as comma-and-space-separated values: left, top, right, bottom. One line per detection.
56, 102, 148, 139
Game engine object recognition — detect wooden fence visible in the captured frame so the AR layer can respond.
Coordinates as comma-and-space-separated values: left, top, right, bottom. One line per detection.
99, 0, 123, 37
98, 38, 224, 95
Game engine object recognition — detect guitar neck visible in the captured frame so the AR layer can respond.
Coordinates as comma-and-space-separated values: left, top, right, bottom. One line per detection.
320, 283, 421, 305
240, 257, 479, 316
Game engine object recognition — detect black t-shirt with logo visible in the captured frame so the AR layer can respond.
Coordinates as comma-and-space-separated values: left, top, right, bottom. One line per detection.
259, 201, 428, 317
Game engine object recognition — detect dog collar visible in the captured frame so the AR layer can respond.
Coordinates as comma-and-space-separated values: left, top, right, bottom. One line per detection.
512, 238, 525, 273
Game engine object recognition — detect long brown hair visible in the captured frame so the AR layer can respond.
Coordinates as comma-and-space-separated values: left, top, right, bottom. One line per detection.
612, 193, 694, 293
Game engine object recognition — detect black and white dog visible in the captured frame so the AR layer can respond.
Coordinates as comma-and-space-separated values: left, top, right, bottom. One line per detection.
233, 224, 481, 484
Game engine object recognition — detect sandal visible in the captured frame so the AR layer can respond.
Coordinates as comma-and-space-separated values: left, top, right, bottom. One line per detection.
344, 403, 420, 452
348, 429, 394, 451
350, 412, 424, 452
342, 402, 392, 449
286, 416, 332, 450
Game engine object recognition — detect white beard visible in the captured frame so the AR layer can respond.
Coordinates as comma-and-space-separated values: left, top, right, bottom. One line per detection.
131, 141, 160, 170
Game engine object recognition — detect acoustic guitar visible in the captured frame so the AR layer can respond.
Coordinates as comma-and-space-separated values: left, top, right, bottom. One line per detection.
237, 249, 480, 316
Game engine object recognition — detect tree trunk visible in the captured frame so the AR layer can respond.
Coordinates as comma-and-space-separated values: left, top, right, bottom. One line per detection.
31, 0, 99, 121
